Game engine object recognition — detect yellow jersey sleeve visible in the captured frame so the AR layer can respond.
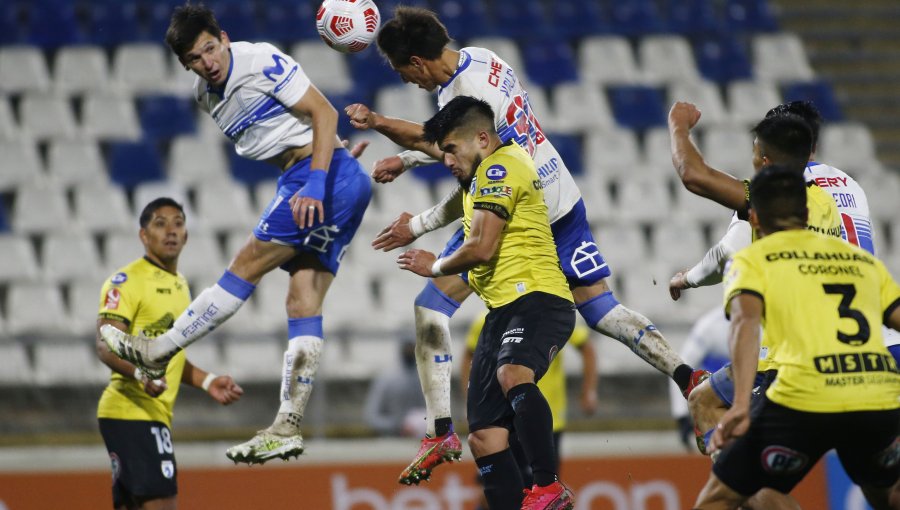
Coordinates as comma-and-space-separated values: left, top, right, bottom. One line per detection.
471, 153, 525, 221
98, 271, 139, 326
723, 251, 765, 319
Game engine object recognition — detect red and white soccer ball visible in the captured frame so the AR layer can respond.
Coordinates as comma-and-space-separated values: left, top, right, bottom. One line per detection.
316, 0, 381, 54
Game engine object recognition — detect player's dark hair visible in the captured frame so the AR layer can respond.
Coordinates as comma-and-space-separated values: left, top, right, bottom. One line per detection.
749, 165, 808, 232
422, 96, 495, 146
376, 6, 450, 67
140, 198, 186, 228
165, 3, 222, 58
751, 114, 813, 169
766, 100, 822, 151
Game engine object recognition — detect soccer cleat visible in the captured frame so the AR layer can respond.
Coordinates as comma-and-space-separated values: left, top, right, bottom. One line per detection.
521, 481, 575, 510
99, 324, 169, 380
398, 431, 463, 485
682, 368, 711, 399
225, 429, 304, 465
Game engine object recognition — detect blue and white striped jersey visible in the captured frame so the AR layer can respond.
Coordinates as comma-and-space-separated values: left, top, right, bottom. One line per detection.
805, 162, 874, 254
193, 41, 312, 161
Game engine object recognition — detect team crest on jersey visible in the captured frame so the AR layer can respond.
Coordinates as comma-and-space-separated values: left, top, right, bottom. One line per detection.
111, 272, 128, 285
761, 446, 808, 474
161, 460, 175, 479
486, 165, 507, 180
104, 288, 121, 310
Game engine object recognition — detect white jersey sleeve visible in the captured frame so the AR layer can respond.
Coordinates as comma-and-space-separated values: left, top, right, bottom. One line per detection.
437, 47, 582, 223
194, 41, 315, 162
805, 163, 874, 254
684, 213, 752, 287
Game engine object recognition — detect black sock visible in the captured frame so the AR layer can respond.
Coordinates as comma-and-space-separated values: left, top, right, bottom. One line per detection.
507, 383, 557, 487
435, 417, 453, 437
475, 449, 525, 510
673, 364, 694, 393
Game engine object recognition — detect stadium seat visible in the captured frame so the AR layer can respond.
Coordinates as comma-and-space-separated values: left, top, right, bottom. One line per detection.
252, 179, 279, 213
693, 34, 753, 85
184, 342, 222, 372
53, 45, 110, 95
578, 36, 642, 86
615, 176, 672, 222
81, 92, 142, 141
0, 342, 34, 385
727, 80, 782, 125
230, 150, 281, 186
0, 235, 40, 283
204, 0, 259, 43
108, 141, 165, 189
521, 38, 578, 88
18, 92, 78, 141
131, 180, 193, 219
42, 231, 104, 284
667, 0, 720, 35
547, 134, 584, 176
252, 278, 292, 335
701, 126, 755, 176
667, 80, 728, 126
88, 0, 142, 48
290, 41, 353, 95
582, 128, 642, 193
550, 83, 615, 134
348, 46, 403, 92
436, 0, 493, 42
169, 231, 225, 283
752, 33, 815, 83
782, 81, 843, 122
68, 279, 105, 337
818, 123, 879, 177
375, 85, 435, 123
491, 0, 550, 39
12, 182, 72, 234
103, 231, 146, 271
724, 0, 778, 33
374, 272, 422, 331
592, 223, 648, 274
167, 136, 230, 186
366, 172, 433, 226
23, 2, 87, 49
639, 35, 702, 85
222, 338, 283, 383
263, 1, 318, 43
73, 182, 133, 235
0, 45, 51, 94
608, 85, 667, 131
551, 0, 609, 39
673, 184, 735, 223
0, 139, 44, 191
321, 266, 378, 334
7, 282, 70, 336
138, 95, 197, 141
166, 53, 197, 97
651, 221, 707, 268
0, 94, 17, 140
617, 260, 681, 323
467, 37, 525, 81
112, 43, 171, 94
609, 0, 666, 37
47, 140, 108, 188
34, 342, 108, 385
193, 180, 255, 232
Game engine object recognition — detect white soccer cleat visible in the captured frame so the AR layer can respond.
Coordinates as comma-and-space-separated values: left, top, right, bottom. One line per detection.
225, 429, 305, 465
99, 324, 169, 380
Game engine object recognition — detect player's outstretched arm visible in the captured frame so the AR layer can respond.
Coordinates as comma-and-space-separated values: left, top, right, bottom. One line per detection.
373, 187, 464, 251
398, 209, 505, 277
345, 103, 444, 159
670, 220, 753, 300
95, 317, 168, 396
181, 359, 243, 405
668, 102, 748, 211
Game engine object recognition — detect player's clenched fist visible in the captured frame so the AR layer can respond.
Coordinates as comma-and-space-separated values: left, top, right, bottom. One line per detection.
668, 101, 702, 130
345, 103, 379, 130
372, 155, 406, 183
397, 248, 438, 277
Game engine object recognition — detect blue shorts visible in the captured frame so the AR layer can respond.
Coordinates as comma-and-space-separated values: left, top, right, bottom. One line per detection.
253, 148, 371, 274
439, 198, 610, 287
709, 363, 773, 407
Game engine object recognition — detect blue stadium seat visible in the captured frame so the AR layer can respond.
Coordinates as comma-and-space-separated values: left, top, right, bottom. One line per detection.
230, 151, 281, 186
693, 34, 752, 84
410, 162, 452, 184
545, 134, 583, 176
491, 0, 550, 40
609, 0, 666, 37
328, 89, 374, 139
349, 48, 402, 92
551, 0, 609, 38
521, 39, 578, 88
782, 81, 844, 121
206, 0, 260, 43
0, 198, 10, 232
437, 1, 493, 41
138, 96, 197, 141
724, 0, 778, 32
608, 85, 667, 131
25, 2, 87, 49
667, 0, 720, 35
262, 0, 319, 43
90, 1, 142, 47
108, 142, 165, 188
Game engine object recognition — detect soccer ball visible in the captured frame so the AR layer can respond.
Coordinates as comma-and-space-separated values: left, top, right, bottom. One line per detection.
316, 0, 381, 54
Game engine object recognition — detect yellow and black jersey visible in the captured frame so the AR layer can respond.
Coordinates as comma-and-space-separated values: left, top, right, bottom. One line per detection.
742, 181, 842, 243
466, 312, 589, 431
96, 257, 191, 426
724, 229, 900, 413
462, 142, 571, 309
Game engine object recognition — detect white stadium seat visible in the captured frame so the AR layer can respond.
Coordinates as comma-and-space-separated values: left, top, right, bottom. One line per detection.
7, 283, 71, 336
701, 126, 754, 177
639, 36, 701, 84
42, 231, 104, 284
34, 342, 108, 385
0, 46, 51, 94
667, 80, 728, 126
550, 83, 614, 134
12, 182, 73, 234
651, 221, 707, 268
0, 235, 40, 283
583, 128, 642, 186
103, 231, 145, 271
193, 179, 255, 232
73, 182, 132, 235
184, 342, 222, 371
0, 139, 44, 191
290, 41, 353, 95
47, 140, 108, 188
132, 180, 195, 221
322, 266, 378, 333
19, 92, 78, 140
375, 85, 435, 124
0, 94, 18, 140
68, 279, 104, 337
175, 231, 226, 282
81, 91, 142, 141
167, 136, 230, 186
222, 338, 282, 383
727, 80, 782, 126
592, 223, 648, 275
818, 123, 879, 178
0, 342, 34, 385
578, 36, 641, 85
53, 45, 110, 95
615, 177, 672, 222
641, 126, 676, 169
111, 43, 170, 94
752, 33, 815, 83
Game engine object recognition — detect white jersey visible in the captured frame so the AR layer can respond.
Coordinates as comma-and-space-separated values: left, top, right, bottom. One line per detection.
437, 47, 582, 223
193, 41, 312, 161
805, 162, 874, 254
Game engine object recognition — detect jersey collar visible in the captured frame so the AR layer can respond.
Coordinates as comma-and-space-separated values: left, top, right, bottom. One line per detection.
440, 50, 471, 90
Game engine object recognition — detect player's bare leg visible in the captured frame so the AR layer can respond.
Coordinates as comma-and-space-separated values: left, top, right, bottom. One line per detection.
399, 275, 470, 484
227, 255, 333, 465
695, 472, 748, 509
572, 278, 709, 397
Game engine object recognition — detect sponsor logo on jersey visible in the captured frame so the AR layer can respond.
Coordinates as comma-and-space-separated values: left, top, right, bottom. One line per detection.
501, 327, 525, 345
485, 165, 507, 180
488, 59, 503, 87
812, 176, 849, 188
156, 288, 171, 294
104, 288, 121, 310
479, 185, 512, 198
263, 54, 289, 82
761, 446, 808, 474
111, 272, 128, 285
161, 460, 175, 479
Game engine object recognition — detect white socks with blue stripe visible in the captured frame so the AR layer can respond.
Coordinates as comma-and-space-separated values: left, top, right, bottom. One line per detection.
273, 317, 324, 434
414, 306, 454, 437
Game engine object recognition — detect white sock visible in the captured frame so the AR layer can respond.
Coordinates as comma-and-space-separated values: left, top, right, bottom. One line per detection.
413, 306, 454, 437
593, 304, 685, 377
149, 283, 247, 360
275, 335, 324, 428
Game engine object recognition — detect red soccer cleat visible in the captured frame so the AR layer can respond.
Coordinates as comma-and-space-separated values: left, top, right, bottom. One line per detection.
682, 368, 711, 399
521, 481, 575, 510
398, 431, 463, 485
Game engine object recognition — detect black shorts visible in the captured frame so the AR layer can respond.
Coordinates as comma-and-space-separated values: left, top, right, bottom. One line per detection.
99, 418, 178, 507
466, 292, 575, 432
713, 396, 900, 496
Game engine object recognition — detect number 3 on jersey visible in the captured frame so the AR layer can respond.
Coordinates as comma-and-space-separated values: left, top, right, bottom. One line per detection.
823, 283, 870, 345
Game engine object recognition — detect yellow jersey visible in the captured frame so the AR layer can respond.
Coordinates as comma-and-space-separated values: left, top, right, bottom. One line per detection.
463, 142, 571, 308
466, 312, 590, 431
724, 230, 900, 413
97, 257, 191, 426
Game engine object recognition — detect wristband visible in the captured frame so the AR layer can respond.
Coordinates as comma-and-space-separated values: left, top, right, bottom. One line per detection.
409, 214, 425, 238
431, 258, 445, 277
134, 367, 143, 381
201, 373, 217, 392
299, 169, 327, 202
